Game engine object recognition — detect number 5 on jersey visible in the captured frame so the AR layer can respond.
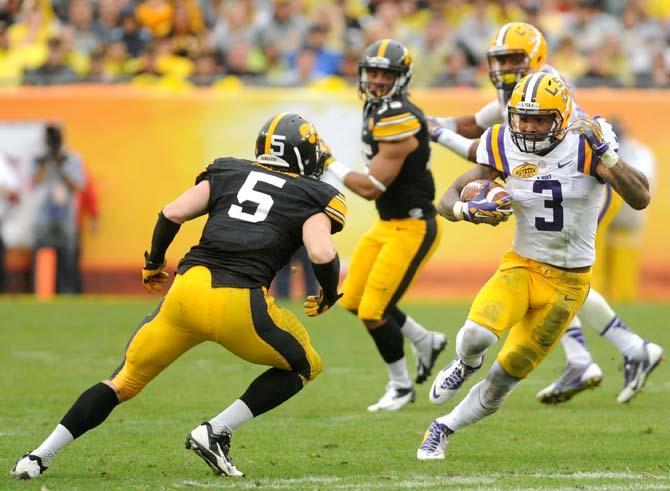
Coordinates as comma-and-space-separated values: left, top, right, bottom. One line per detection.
229, 171, 286, 223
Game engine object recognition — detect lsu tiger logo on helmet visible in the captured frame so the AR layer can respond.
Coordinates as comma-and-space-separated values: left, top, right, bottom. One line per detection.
508, 72, 573, 154
487, 22, 548, 94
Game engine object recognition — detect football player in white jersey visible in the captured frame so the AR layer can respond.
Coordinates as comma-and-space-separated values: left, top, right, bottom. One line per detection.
429, 22, 663, 405
417, 72, 651, 460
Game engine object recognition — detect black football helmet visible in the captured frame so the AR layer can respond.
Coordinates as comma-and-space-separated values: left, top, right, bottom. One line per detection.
255, 113, 324, 178
358, 39, 413, 103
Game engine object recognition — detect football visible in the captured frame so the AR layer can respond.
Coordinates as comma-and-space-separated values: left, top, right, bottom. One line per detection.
460, 179, 511, 209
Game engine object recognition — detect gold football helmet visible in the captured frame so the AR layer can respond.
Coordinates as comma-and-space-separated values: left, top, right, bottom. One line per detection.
487, 22, 547, 93
508, 72, 572, 154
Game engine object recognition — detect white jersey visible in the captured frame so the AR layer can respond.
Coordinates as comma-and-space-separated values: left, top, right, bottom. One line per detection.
474, 64, 588, 129
476, 124, 605, 268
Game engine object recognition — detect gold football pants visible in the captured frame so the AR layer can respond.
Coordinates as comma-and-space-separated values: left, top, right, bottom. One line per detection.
110, 266, 321, 401
469, 250, 591, 378
340, 216, 441, 321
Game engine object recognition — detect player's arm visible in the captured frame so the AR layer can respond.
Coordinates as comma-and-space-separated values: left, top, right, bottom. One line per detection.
437, 165, 504, 222
596, 158, 650, 210
327, 136, 417, 200
428, 101, 501, 162
571, 118, 650, 210
302, 212, 342, 316
143, 180, 210, 292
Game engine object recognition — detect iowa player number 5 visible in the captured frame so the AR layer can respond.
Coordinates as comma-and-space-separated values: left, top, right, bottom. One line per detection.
228, 171, 286, 223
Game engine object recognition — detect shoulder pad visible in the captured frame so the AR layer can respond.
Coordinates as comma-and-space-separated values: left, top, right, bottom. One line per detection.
371, 100, 422, 142
324, 192, 347, 234
195, 157, 249, 184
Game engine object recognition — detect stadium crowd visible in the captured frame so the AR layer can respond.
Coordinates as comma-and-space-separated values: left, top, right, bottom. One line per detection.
0, 0, 669, 88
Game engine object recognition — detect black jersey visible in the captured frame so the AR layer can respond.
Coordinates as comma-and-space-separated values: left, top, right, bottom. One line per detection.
177, 157, 346, 288
361, 96, 436, 220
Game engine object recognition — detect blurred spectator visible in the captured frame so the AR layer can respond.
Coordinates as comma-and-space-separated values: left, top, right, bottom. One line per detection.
111, 9, 152, 57
0, 20, 23, 85
31, 124, 85, 294
0, 0, 669, 88
286, 24, 343, 80
210, 1, 254, 55
188, 50, 221, 86
23, 35, 78, 85
433, 43, 478, 87
576, 49, 624, 88
135, 0, 173, 38
92, 0, 122, 44
551, 36, 589, 83
0, 151, 20, 292
68, 0, 97, 55
253, 0, 307, 57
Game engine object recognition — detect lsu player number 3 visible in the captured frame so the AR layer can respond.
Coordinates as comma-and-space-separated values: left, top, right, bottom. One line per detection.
417, 73, 650, 460
11, 113, 346, 480
325, 39, 447, 412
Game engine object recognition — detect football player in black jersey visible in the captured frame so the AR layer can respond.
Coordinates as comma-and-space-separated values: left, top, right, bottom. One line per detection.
11, 114, 347, 480
324, 39, 447, 412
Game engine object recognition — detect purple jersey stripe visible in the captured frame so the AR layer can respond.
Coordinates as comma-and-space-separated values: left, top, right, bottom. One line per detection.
577, 135, 586, 173
486, 128, 495, 168
497, 124, 510, 175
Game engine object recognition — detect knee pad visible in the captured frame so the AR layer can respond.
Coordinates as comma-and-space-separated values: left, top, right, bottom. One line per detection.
110, 375, 144, 402
456, 320, 498, 360
479, 362, 521, 410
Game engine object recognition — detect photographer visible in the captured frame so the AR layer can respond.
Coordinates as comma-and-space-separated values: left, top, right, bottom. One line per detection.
32, 124, 85, 294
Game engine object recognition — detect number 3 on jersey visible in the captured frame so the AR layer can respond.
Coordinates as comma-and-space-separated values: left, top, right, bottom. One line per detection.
533, 180, 564, 232
228, 171, 286, 223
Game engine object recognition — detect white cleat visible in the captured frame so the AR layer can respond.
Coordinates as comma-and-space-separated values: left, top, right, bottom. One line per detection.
185, 423, 244, 477
367, 383, 415, 412
617, 342, 664, 404
10, 454, 47, 480
417, 420, 450, 460
429, 358, 480, 405
411, 331, 448, 384
536, 362, 603, 404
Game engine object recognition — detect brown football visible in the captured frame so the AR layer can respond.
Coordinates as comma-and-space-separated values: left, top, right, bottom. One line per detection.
460, 179, 511, 209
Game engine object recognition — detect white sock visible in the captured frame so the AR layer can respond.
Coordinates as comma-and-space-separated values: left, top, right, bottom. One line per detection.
437, 381, 492, 431
601, 316, 645, 360
399, 315, 429, 344
456, 320, 498, 367
209, 399, 254, 434
561, 317, 593, 366
32, 424, 74, 467
387, 357, 412, 388
580, 289, 644, 359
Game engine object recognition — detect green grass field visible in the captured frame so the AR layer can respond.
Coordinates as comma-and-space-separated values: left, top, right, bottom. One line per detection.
1, 297, 668, 490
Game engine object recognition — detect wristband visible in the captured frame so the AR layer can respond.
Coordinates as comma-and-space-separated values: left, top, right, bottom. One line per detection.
311, 254, 340, 301
326, 160, 352, 182
452, 201, 467, 221
599, 149, 619, 169
436, 128, 475, 159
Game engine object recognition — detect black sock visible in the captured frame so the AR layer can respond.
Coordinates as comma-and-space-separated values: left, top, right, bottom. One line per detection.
387, 306, 407, 327
60, 382, 120, 439
368, 317, 404, 364
239, 368, 304, 417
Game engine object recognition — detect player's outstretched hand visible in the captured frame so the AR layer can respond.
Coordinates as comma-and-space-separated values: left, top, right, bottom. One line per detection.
568, 118, 609, 156
304, 290, 343, 317
142, 251, 169, 293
